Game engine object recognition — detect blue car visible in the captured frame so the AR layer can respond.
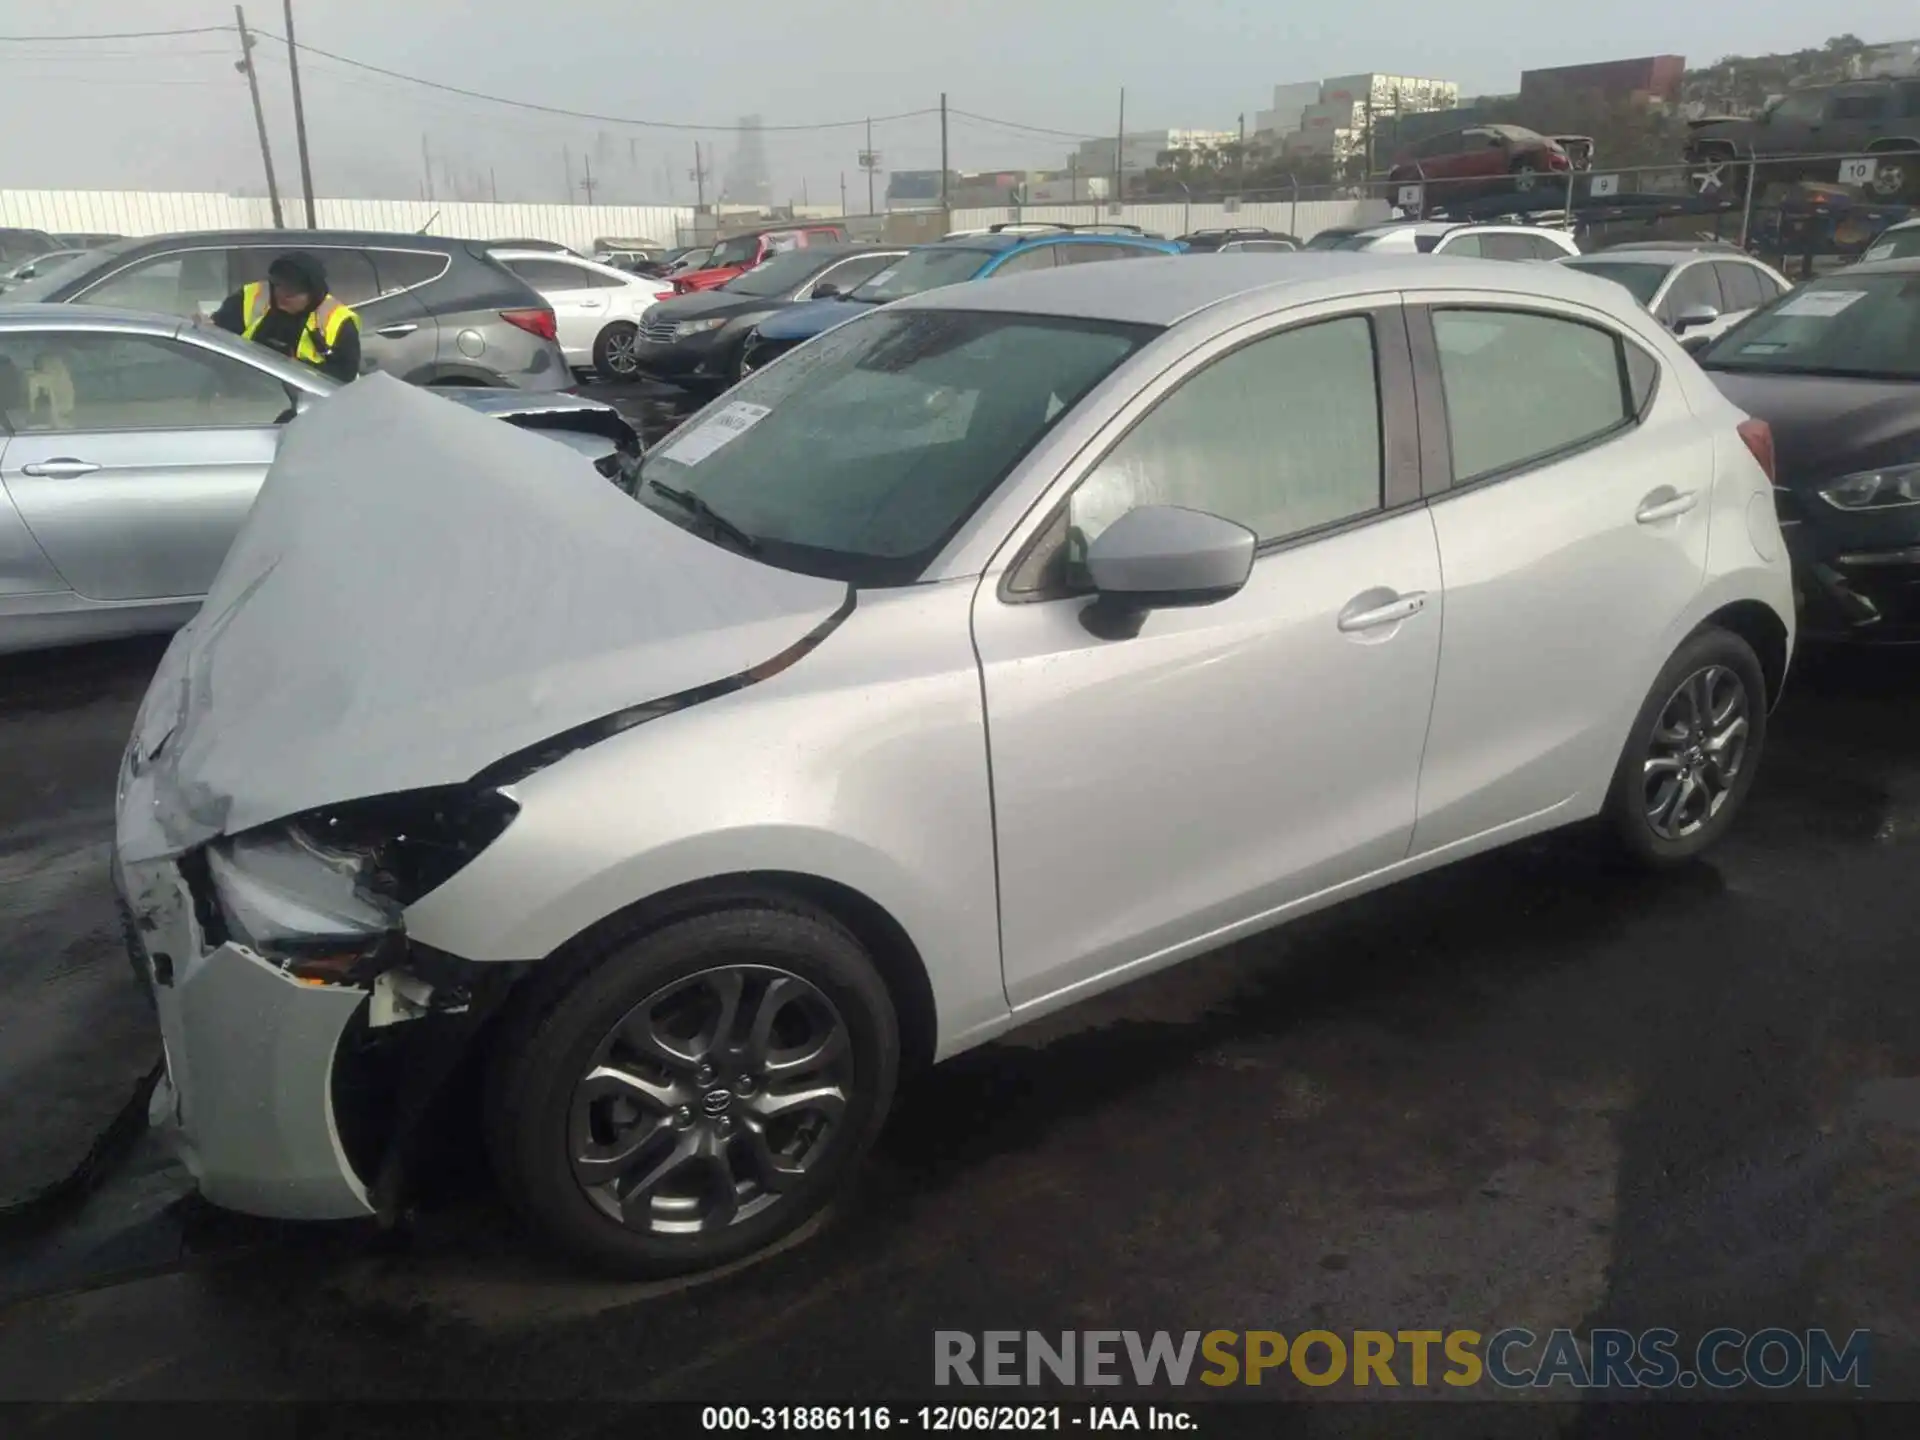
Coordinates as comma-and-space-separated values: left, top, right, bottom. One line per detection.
738, 229, 1184, 373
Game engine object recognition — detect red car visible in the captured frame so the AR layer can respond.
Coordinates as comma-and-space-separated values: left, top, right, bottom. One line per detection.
668, 222, 850, 294
1389, 125, 1573, 202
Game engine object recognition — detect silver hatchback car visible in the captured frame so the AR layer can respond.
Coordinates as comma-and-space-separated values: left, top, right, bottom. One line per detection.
115, 255, 1793, 1277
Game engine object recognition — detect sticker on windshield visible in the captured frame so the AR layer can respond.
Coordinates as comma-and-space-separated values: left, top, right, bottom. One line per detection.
1864, 243, 1895, 261
865, 266, 900, 289
1774, 289, 1867, 318
658, 401, 772, 465
1738, 342, 1788, 355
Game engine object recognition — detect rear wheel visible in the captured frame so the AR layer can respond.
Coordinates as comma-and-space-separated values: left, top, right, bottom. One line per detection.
1602, 628, 1768, 868
485, 902, 900, 1277
594, 321, 642, 383
1867, 147, 1920, 201
1511, 158, 1540, 192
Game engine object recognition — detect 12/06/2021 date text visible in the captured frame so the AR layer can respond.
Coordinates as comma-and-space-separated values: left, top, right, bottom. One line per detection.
701, 1407, 1198, 1431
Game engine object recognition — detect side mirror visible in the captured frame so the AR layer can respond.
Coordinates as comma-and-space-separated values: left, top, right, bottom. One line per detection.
1672, 304, 1720, 334
811, 282, 842, 300
1082, 505, 1256, 618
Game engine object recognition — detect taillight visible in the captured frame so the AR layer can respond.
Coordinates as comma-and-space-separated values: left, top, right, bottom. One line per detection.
500, 307, 557, 342
654, 291, 676, 301
1737, 418, 1776, 482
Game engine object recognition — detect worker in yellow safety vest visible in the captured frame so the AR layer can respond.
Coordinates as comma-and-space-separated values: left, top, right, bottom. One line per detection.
211, 251, 361, 383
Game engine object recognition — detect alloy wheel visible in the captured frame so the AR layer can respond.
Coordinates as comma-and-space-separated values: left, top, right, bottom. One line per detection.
1514, 164, 1539, 192
604, 329, 641, 376
567, 965, 852, 1235
1642, 664, 1751, 841
1870, 162, 1907, 198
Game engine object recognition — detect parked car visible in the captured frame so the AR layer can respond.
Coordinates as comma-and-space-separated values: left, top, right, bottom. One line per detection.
599, 243, 905, 385
113, 254, 1789, 1278
1307, 221, 1581, 261
1177, 226, 1292, 252
4, 230, 571, 390
491, 248, 666, 373
1388, 125, 1575, 200
1559, 247, 1792, 347
0, 228, 59, 268
1685, 79, 1920, 200
52, 231, 122, 249
669, 222, 850, 294
739, 231, 1183, 374
1217, 236, 1301, 253
0, 303, 639, 655
1695, 258, 1920, 641
1862, 216, 1920, 260
660, 245, 714, 277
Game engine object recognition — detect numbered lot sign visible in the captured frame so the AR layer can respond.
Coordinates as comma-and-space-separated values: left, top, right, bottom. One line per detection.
1589, 173, 1620, 198
1396, 184, 1424, 210
1839, 157, 1879, 186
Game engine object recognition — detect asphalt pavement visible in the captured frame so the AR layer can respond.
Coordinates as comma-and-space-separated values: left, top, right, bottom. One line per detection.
1, 414, 1915, 1417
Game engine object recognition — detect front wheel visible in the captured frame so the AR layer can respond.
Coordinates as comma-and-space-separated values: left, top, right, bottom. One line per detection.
1602, 627, 1768, 868
594, 320, 642, 383
1867, 151, 1920, 202
485, 902, 900, 1277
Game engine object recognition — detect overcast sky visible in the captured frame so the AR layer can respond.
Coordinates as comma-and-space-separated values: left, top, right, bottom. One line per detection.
4, 1, 1914, 207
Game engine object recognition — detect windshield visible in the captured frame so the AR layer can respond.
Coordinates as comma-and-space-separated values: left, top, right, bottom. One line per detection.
1862, 229, 1920, 263
1698, 272, 1920, 379
1563, 260, 1669, 305
0, 249, 108, 302
722, 249, 842, 298
708, 235, 764, 268
636, 309, 1154, 584
850, 247, 997, 303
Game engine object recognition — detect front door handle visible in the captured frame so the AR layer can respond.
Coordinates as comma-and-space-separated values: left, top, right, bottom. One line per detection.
20, 458, 100, 478
1337, 590, 1428, 633
578, 299, 605, 309
1636, 488, 1699, 524
375, 322, 418, 338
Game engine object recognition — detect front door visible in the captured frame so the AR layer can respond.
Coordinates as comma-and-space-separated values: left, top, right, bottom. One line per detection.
972, 304, 1443, 1010
0, 328, 292, 602
1404, 299, 1713, 854
232, 244, 436, 379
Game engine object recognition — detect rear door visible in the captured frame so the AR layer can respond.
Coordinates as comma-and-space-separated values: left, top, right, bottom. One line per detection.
360, 247, 445, 377
0, 328, 294, 601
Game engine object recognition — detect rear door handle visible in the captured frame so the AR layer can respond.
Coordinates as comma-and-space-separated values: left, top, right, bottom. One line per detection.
578, 299, 605, 309
20, 458, 100, 478
1337, 590, 1428, 632
375, 322, 418, 338
1636, 488, 1699, 524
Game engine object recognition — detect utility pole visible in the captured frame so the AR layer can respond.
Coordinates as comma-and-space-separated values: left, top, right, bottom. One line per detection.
282, 0, 316, 226
489, 166, 498, 203
580, 153, 598, 204
866, 116, 875, 214
232, 8, 284, 228
1114, 87, 1126, 205
692, 142, 706, 208
939, 93, 949, 212
1069, 154, 1078, 203
840, 171, 847, 214
421, 134, 434, 201
1237, 112, 1246, 194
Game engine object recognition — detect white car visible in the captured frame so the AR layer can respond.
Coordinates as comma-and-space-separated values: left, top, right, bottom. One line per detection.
1862, 217, 1920, 261
491, 249, 664, 371
1559, 246, 1792, 346
115, 255, 1792, 1278
1308, 221, 1582, 261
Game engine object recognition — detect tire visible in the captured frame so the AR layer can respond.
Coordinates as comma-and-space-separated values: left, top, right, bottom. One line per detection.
1866, 148, 1920, 202
484, 901, 900, 1278
1602, 627, 1768, 869
593, 320, 642, 383
1511, 158, 1540, 193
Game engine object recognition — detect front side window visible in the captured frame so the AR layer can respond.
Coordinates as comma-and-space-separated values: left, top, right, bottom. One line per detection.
1656, 263, 1724, 324
806, 253, 896, 296
1437, 233, 1485, 258
1769, 92, 1827, 124
1713, 262, 1765, 311
722, 249, 846, 298
707, 235, 761, 268
79, 249, 233, 319
988, 246, 1059, 277
1068, 315, 1383, 553
0, 331, 293, 433
1431, 309, 1634, 482
234, 246, 381, 306
636, 310, 1153, 584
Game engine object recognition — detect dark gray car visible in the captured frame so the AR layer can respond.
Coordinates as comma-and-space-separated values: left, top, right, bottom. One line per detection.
1685, 78, 1920, 200
4, 229, 572, 390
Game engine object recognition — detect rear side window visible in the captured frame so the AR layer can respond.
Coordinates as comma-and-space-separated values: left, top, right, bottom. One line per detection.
1477, 233, 1540, 262
1431, 309, 1636, 482
1831, 93, 1889, 121
1058, 244, 1130, 265
1437, 233, 1484, 258
503, 257, 594, 291
371, 249, 450, 292
1656, 263, 1723, 324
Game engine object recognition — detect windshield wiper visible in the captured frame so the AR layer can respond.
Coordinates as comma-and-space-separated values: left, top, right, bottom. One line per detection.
645, 479, 760, 554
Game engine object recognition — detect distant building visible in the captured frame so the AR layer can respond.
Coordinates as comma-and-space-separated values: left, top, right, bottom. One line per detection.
1259, 73, 1457, 168
1319, 74, 1461, 117
1070, 129, 1237, 186
1519, 55, 1685, 105
1253, 82, 1321, 142
885, 169, 949, 210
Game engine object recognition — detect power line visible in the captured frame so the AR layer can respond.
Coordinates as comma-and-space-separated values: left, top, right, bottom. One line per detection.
0, 26, 236, 42
950, 107, 1108, 142
250, 29, 940, 134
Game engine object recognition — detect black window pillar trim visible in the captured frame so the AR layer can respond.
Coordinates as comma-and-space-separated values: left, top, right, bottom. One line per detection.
1402, 304, 1457, 497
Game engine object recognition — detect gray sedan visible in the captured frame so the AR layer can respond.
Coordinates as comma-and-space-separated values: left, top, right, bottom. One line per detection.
0, 303, 639, 655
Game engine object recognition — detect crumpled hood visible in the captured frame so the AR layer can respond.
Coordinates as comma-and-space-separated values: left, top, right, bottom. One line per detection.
117, 373, 847, 863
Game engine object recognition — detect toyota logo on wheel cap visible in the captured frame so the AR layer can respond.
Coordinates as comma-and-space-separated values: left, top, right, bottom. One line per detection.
701, 1089, 731, 1117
